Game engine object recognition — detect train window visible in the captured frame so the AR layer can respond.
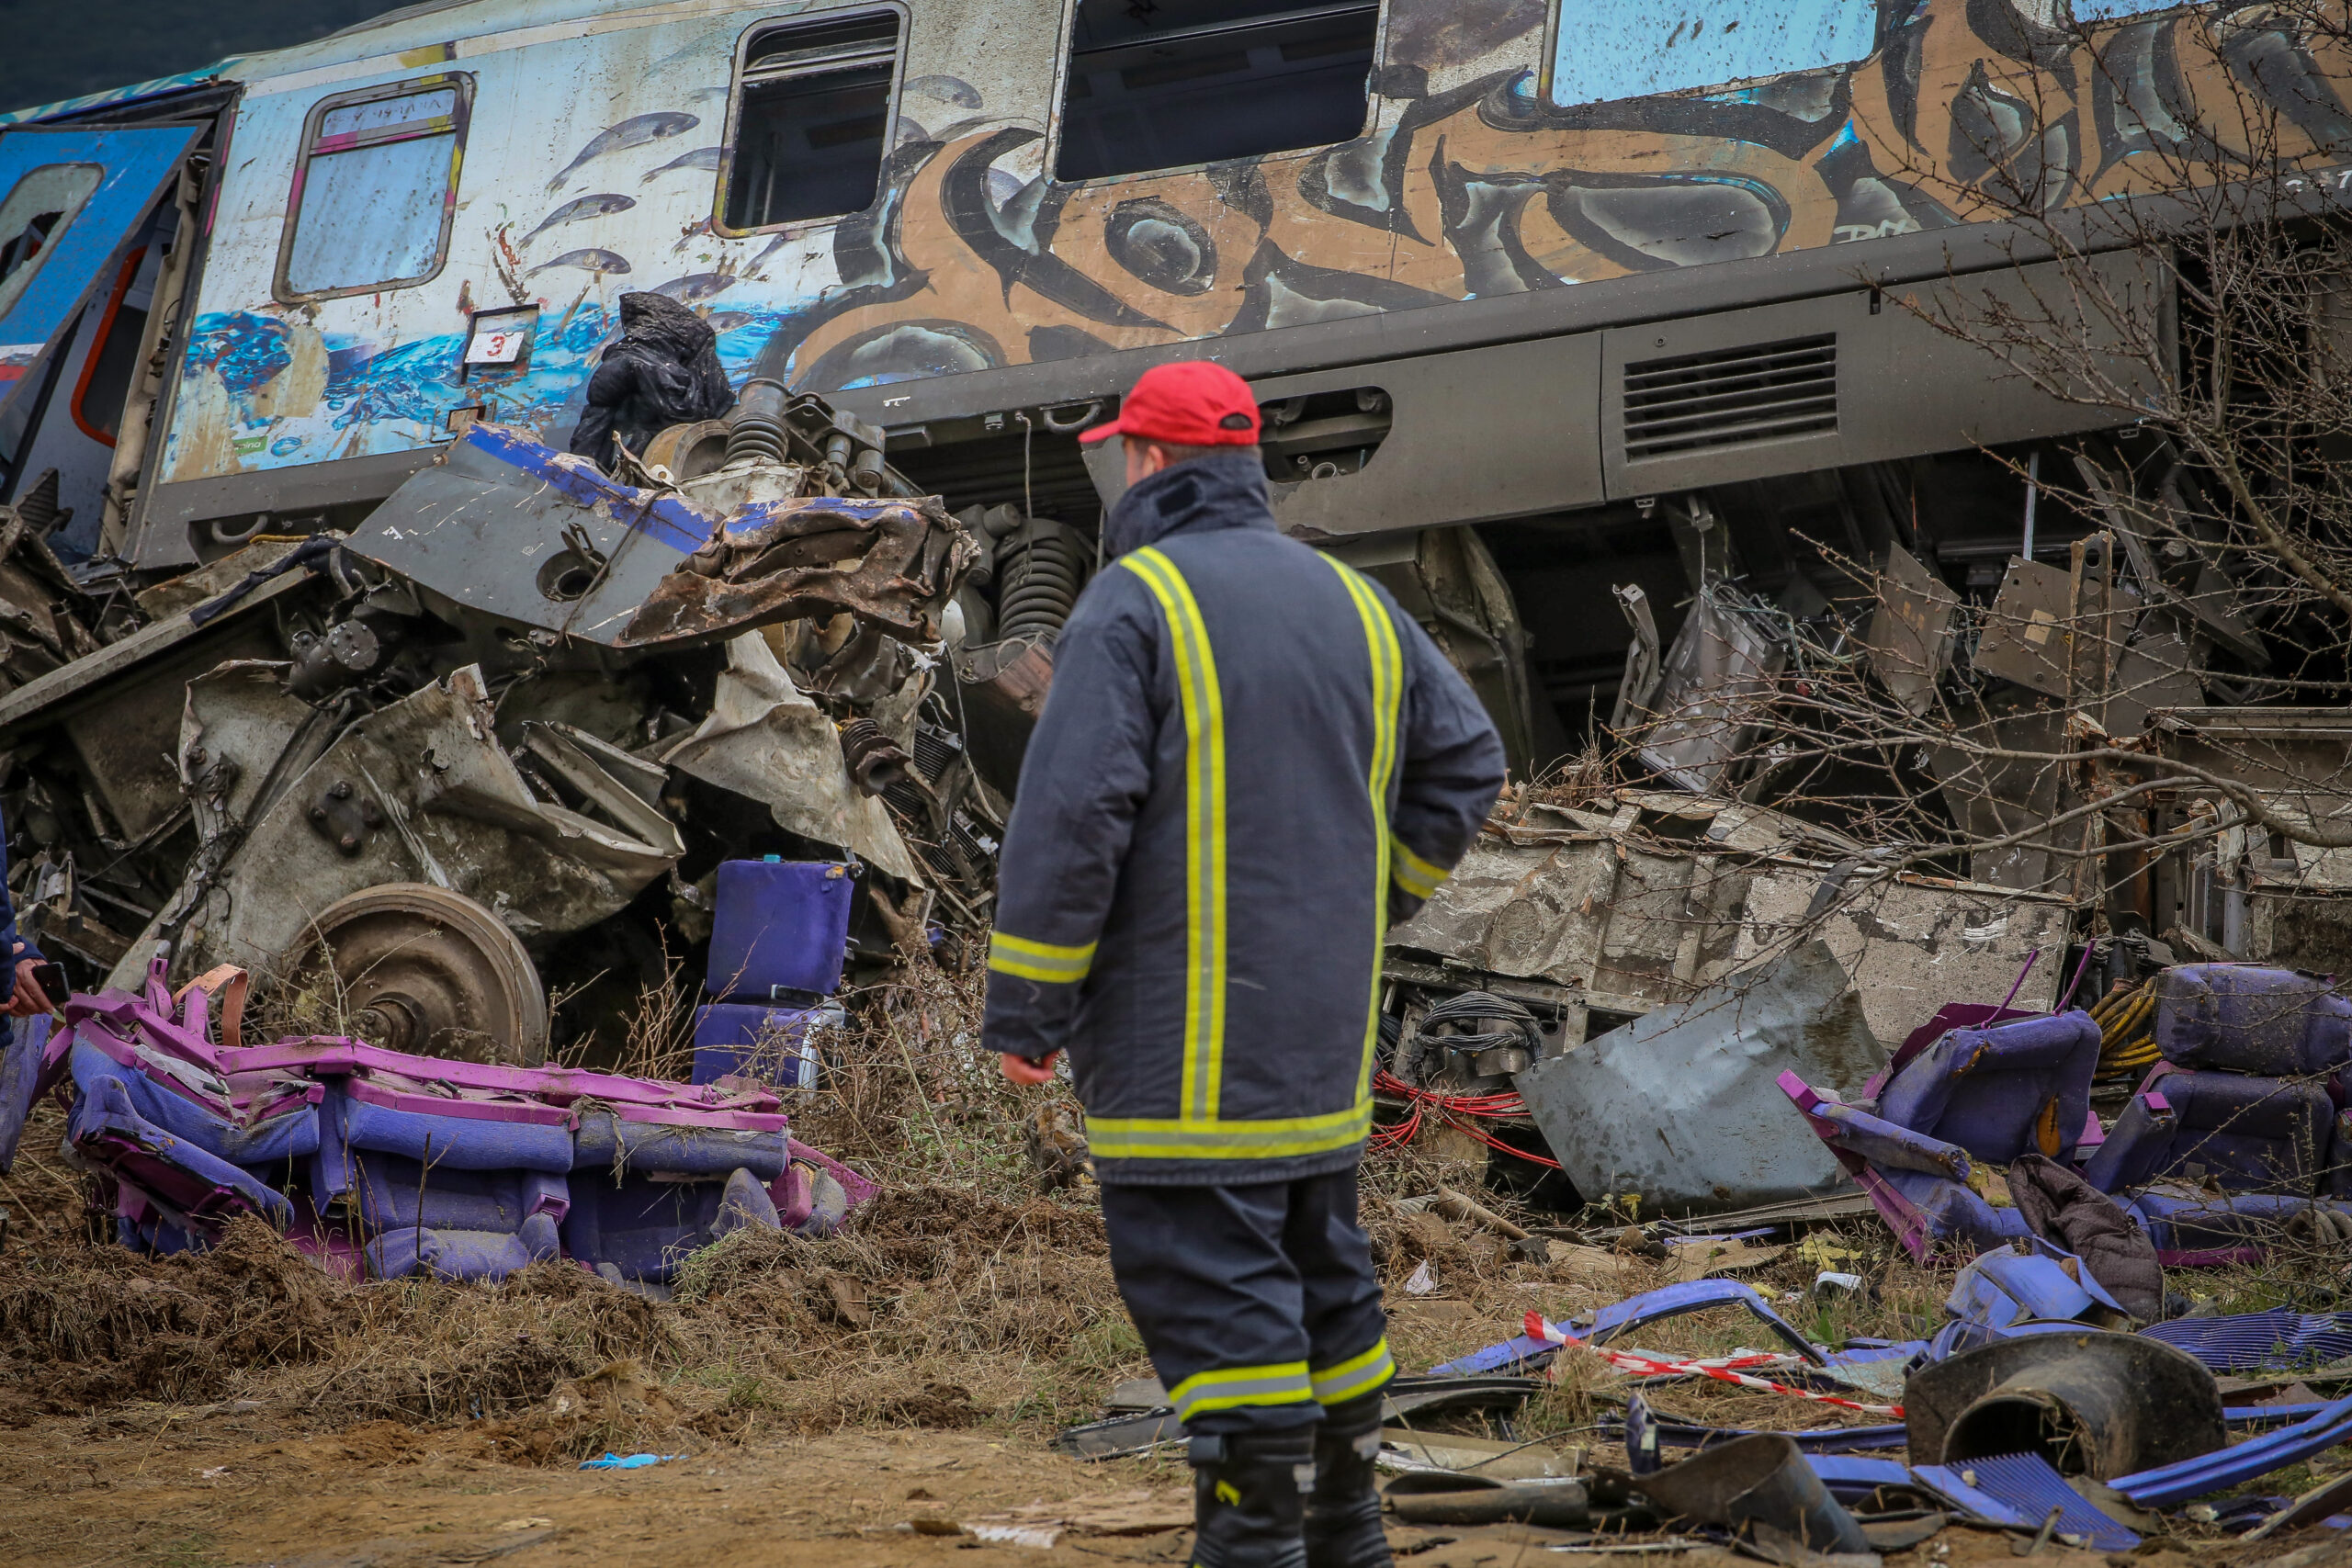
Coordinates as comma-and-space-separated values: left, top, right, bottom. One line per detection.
277, 75, 471, 301
0, 164, 101, 319
1545, 0, 1877, 107
71, 246, 147, 446
721, 12, 903, 232
1054, 0, 1378, 182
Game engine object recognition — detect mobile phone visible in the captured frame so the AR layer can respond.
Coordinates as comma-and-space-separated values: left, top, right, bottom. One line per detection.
29, 961, 67, 1009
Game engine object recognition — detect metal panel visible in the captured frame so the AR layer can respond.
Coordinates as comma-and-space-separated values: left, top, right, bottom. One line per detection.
1514, 940, 1886, 1215
0, 124, 198, 425
1600, 254, 2166, 497
1248, 333, 1605, 539
1864, 544, 1959, 716
134, 448, 440, 561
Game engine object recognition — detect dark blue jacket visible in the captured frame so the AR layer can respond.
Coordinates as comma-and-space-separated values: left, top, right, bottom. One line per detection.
981, 450, 1506, 1185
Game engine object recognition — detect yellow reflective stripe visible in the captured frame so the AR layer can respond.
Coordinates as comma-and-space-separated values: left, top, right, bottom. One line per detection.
987, 931, 1096, 984
1310, 1337, 1396, 1405
1120, 547, 1227, 1123
1326, 558, 1402, 1106
1390, 837, 1449, 900
1085, 1100, 1373, 1160
1168, 1361, 1314, 1420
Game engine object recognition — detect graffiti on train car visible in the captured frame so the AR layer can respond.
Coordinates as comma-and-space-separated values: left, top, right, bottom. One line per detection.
154, 0, 2352, 486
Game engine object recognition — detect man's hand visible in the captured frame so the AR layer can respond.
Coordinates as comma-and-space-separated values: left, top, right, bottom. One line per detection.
1000, 1051, 1060, 1086
6, 958, 51, 1019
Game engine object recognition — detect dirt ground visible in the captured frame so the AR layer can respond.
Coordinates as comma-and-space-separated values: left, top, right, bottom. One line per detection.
0, 1416, 2206, 1568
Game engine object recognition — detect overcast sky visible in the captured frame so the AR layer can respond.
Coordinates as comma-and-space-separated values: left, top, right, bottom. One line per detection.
0, 0, 413, 114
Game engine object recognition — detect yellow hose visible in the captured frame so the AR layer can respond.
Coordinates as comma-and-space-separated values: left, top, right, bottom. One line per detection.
2098, 1032, 2160, 1076
2098, 986, 2155, 1047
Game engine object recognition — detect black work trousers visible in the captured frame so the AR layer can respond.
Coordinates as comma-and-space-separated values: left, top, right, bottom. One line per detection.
1101, 1164, 1393, 1436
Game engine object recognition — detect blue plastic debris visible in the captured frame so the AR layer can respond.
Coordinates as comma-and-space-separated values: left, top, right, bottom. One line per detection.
2142, 1310, 2352, 1373
2114, 1391, 2352, 1508
580, 1452, 684, 1470
2226, 1403, 2335, 1429
1427, 1330, 1556, 1378
1624, 1416, 1910, 1454
1433, 1280, 1835, 1379
1914, 1453, 2138, 1551
1804, 1454, 1917, 1505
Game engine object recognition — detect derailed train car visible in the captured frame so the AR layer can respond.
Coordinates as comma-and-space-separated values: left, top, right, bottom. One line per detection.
0, 0, 2338, 1055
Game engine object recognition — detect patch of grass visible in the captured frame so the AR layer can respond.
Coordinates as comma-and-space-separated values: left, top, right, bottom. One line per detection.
139, 1531, 228, 1568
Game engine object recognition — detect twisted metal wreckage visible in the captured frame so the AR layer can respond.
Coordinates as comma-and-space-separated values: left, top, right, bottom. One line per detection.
0, 381, 986, 1283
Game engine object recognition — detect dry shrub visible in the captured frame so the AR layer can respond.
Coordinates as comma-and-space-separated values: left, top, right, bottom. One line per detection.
666, 1184, 1125, 1435
282, 1258, 676, 1427
0, 1213, 335, 1414
0, 1168, 1127, 1461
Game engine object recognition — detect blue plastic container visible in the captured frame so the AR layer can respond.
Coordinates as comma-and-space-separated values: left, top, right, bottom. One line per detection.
690, 1001, 835, 1087
708, 858, 854, 998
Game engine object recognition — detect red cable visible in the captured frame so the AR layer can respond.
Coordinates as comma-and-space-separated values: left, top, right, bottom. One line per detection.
1371, 1067, 1562, 1168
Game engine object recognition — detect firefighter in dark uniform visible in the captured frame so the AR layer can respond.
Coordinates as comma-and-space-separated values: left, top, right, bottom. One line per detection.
984, 361, 1507, 1568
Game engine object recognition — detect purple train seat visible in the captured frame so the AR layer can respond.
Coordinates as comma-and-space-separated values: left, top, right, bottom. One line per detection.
573, 1108, 789, 1180
690, 1001, 829, 1087
561, 1166, 783, 1283
324, 1146, 570, 1236
1780, 1071, 2032, 1259
368, 1216, 562, 1281
2125, 1186, 2352, 1265
49, 953, 876, 1280
1877, 1012, 2103, 1166
2128, 1066, 2335, 1193
68, 1074, 294, 1235
2153, 965, 2352, 1077
2080, 1087, 2180, 1193
333, 1075, 576, 1173
69, 1040, 319, 1170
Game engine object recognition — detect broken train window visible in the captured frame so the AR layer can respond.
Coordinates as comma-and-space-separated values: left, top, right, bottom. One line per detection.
1053, 0, 1378, 183
0, 164, 101, 319
1544, 0, 1878, 108
719, 11, 904, 233
277, 74, 471, 302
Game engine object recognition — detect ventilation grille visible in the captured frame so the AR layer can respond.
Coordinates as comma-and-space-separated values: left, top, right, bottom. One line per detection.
1623, 334, 1838, 460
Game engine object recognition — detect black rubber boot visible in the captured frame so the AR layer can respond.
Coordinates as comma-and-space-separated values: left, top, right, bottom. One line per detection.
1189, 1429, 1315, 1568
1305, 1393, 1392, 1568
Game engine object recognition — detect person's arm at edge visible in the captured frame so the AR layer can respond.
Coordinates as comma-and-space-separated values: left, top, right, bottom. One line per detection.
1380, 583, 1508, 924
979, 575, 1159, 1079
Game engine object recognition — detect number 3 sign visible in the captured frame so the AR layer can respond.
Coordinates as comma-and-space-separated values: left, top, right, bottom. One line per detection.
463, 308, 538, 368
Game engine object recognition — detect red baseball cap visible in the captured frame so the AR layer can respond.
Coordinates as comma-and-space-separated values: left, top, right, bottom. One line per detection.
1079, 360, 1261, 446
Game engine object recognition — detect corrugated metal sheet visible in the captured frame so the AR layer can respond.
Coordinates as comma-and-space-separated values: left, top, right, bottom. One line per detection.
1918, 1453, 2139, 1551
2141, 1310, 2352, 1372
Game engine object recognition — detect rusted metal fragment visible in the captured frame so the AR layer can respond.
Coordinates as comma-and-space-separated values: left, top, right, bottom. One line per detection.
955, 635, 1055, 798
621, 491, 976, 649
172, 665, 683, 981
1863, 544, 1957, 716
655, 632, 917, 881
1390, 793, 2069, 1046
1630, 588, 1785, 794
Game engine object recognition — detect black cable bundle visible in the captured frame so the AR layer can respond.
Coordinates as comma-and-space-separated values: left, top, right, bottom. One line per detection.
1406, 990, 1542, 1079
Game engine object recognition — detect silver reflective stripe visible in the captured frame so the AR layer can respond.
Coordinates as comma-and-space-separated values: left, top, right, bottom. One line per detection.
1168, 1361, 1316, 1420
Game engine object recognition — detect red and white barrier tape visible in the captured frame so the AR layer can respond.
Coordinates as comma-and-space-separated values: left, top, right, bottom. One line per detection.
1522, 1311, 1905, 1418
